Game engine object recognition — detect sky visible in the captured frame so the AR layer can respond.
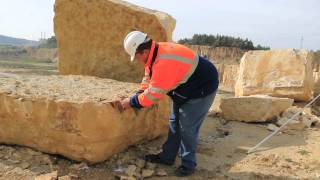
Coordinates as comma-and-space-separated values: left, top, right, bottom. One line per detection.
0, 0, 319, 50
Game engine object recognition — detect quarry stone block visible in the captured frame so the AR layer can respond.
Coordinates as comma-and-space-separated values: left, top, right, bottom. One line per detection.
188, 46, 244, 65
54, 0, 176, 82
235, 49, 314, 101
215, 64, 239, 92
0, 75, 169, 163
220, 95, 293, 122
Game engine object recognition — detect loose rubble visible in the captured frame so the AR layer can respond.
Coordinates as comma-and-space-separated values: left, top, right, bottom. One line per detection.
276, 106, 320, 131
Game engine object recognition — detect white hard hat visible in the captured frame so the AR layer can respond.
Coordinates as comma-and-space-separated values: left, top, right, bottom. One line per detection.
123, 31, 147, 61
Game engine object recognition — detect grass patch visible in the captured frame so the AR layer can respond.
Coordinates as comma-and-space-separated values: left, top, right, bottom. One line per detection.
297, 149, 311, 156
0, 57, 58, 76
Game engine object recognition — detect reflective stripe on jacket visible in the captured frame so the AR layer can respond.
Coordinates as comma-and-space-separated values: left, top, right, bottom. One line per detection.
132, 41, 199, 108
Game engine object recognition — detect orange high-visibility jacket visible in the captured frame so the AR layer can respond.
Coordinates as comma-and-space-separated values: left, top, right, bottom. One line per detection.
132, 41, 199, 108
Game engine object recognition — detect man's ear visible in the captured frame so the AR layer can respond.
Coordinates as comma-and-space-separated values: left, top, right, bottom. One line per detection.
143, 49, 148, 55
143, 49, 150, 56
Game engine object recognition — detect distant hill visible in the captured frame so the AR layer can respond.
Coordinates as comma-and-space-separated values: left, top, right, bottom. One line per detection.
0, 35, 39, 46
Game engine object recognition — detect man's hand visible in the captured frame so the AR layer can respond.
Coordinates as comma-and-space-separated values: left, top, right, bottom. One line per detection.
120, 98, 131, 110
110, 98, 132, 113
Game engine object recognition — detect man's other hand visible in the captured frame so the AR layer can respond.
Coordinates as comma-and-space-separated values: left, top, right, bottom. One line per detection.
120, 98, 131, 110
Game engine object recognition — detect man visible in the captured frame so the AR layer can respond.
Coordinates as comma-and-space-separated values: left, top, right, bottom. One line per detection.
120, 31, 219, 176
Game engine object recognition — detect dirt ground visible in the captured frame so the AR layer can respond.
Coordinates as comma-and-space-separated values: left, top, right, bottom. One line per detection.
0, 115, 319, 180
0, 61, 320, 180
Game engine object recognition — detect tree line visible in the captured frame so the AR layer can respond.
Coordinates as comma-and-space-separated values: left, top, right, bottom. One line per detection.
178, 34, 270, 50
38, 36, 57, 48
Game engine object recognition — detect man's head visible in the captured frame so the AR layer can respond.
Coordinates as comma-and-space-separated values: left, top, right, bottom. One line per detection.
124, 31, 152, 64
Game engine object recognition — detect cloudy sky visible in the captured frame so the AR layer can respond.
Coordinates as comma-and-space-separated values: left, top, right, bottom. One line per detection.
0, 0, 319, 50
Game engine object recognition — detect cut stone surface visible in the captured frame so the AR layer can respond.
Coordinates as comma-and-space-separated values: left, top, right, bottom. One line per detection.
0, 75, 169, 163
54, 0, 176, 82
220, 95, 294, 122
235, 49, 314, 101
216, 64, 240, 92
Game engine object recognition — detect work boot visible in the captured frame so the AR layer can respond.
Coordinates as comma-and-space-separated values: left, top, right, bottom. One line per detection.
144, 154, 174, 166
174, 165, 195, 177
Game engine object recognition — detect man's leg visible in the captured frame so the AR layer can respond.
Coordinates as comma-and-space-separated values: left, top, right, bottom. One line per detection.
176, 91, 216, 175
159, 102, 181, 162
145, 102, 180, 165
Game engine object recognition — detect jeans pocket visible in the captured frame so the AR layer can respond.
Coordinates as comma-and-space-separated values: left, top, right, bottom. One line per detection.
186, 97, 203, 104
171, 91, 188, 106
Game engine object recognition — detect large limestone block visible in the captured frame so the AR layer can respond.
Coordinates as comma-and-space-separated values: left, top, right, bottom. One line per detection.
312, 51, 320, 95
0, 75, 170, 163
220, 95, 294, 122
235, 49, 314, 101
215, 64, 239, 92
54, 0, 176, 82
313, 72, 320, 96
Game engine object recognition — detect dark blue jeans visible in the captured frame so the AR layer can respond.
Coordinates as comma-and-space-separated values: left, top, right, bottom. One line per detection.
159, 91, 216, 169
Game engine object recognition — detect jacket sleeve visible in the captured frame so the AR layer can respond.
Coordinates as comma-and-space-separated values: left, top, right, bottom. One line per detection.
130, 68, 149, 108
131, 59, 191, 108
139, 68, 150, 91
131, 68, 150, 103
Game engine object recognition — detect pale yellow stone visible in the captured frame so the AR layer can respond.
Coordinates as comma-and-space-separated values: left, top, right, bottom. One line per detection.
215, 64, 240, 92
0, 75, 169, 163
35, 171, 58, 180
54, 0, 176, 82
235, 49, 314, 101
312, 51, 320, 95
189, 46, 244, 93
188, 46, 244, 65
220, 95, 293, 122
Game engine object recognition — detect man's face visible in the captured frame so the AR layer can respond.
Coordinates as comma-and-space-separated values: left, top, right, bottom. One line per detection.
134, 50, 149, 64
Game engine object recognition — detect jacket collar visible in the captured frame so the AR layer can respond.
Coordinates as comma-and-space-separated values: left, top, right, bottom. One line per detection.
144, 40, 156, 68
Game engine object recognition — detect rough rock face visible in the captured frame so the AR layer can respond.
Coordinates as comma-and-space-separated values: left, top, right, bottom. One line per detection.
188, 46, 245, 65
215, 64, 239, 92
188, 46, 245, 92
220, 95, 294, 122
313, 72, 320, 96
312, 51, 320, 95
235, 49, 314, 101
54, 0, 176, 82
0, 75, 169, 163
